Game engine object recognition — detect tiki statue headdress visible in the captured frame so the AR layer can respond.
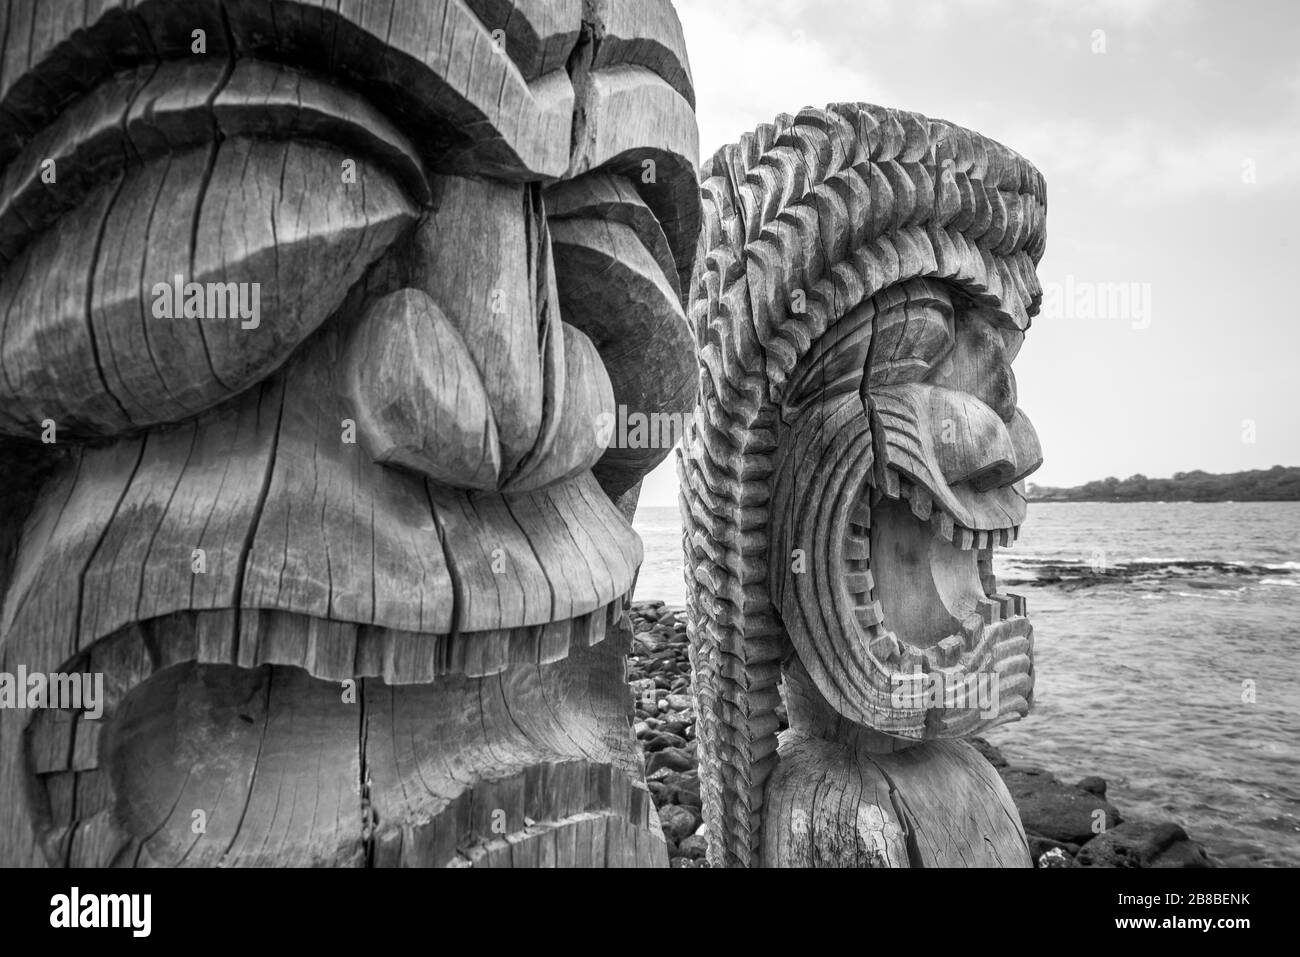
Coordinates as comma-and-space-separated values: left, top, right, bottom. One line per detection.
680, 104, 1048, 867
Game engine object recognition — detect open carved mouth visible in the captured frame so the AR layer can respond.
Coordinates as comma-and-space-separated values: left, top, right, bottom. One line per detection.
681, 101, 1049, 867
769, 275, 1042, 741
0, 1, 702, 867
848, 490, 1034, 736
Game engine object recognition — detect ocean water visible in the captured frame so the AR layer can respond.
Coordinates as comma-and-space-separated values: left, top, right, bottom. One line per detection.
632, 501, 1300, 867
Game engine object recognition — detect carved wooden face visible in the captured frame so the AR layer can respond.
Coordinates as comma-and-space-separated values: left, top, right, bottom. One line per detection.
0, 0, 699, 865
774, 275, 1041, 740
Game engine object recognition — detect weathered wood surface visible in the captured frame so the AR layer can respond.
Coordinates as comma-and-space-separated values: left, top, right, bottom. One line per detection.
0, 0, 698, 867
680, 104, 1047, 867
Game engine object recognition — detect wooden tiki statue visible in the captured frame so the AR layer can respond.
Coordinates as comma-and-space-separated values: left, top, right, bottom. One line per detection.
0, 0, 700, 867
680, 105, 1048, 867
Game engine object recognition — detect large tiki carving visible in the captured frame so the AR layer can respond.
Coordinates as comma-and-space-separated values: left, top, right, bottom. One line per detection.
680, 105, 1047, 867
0, 0, 699, 867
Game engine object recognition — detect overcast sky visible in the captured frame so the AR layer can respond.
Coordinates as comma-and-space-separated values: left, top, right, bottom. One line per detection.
637, 0, 1299, 507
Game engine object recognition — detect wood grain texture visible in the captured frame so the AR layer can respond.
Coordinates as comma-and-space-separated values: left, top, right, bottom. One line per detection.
14, 624, 663, 867
0, 0, 576, 180
567, 62, 700, 296
551, 216, 695, 498
345, 288, 503, 490
0, 137, 415, 437
461, 0, 583, 80
0, 0, 701, 869
762, 734, 1031, 867
590, 0, 696, 109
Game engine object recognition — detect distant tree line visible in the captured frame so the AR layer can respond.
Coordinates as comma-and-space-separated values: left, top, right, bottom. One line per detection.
1026, 465, 1300, 502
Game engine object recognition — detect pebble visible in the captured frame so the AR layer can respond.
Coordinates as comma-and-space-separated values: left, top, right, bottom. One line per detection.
643, 731, 688, 753
677, 834, 708, 860
658, 804, 701, 845
646, 747, 695, 775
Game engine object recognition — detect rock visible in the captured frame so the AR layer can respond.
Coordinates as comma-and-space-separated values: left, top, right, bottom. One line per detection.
1038, 847, 1076, 868
670, 857, 710, 868
1075, 776, 1108, 798
1026, 831, 1080, 862
1076, 821, 1214, 868
632, 635, 667, 655
1000, 766, 1121, 845
657, 610, 678, 630
678, 834, 708, 860
633, 721, 652, 738
629, 678, 658, 712
643, 731, 688, 753
646, 747, 695, 775
658, 804, 701, 845
672, 707, 696, 727
657, 719, 692, 738
665, 693, 693, 711
971, 736, 1009, 769
658, 770, 702, 808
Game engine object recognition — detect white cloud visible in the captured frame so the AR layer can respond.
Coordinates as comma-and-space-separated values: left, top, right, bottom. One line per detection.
1004, 116, 1300, 203
677, 1, 899, 157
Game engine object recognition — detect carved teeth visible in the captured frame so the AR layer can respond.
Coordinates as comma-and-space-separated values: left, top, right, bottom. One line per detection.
991, 593, 1014, 618
1008, 592, 1027, 617
978, 557, 998, 597
954, 527, 974, 550
930, 509, 955, 542
976, 598, 999, 625
869, 631, 901, 662
850, 501, 871, 530
854, 600, 885, 629
844, 570, 875, 596
937, 635, 964, 666
907, 485, 933, 520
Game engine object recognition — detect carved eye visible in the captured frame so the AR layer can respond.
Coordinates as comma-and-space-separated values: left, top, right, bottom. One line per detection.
927, 307, 1018, 423
0, 60, 425, 438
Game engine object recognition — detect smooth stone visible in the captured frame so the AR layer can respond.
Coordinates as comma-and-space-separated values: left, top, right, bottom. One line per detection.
678, 834, 707, 860
646, 747, 695, 775
643, 731, 688, 753
658, 804, 701, 845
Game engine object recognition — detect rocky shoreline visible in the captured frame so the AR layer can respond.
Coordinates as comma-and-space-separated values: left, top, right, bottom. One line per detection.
627, 599, 1215, 868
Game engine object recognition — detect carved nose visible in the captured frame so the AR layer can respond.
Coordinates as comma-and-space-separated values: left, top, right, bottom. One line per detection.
928, 310, 1018, 423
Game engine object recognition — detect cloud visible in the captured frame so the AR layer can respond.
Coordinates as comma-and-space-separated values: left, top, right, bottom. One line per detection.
677, 1, 899, 156
1004, 116, 1300, 203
